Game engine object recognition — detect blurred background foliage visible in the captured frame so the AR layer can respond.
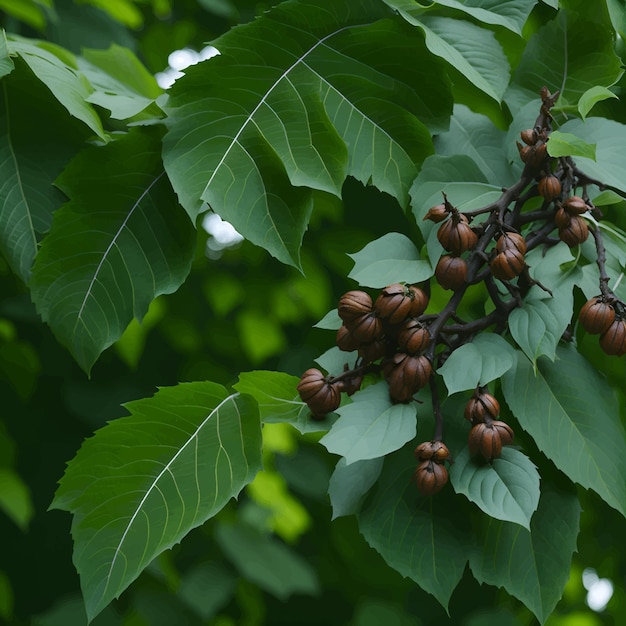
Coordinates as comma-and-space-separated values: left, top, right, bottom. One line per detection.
0, 0, 625, 624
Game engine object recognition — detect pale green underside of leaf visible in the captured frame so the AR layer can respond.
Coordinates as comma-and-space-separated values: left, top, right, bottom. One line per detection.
7, 35, 106, 139
359, 448, 470, 609
438, 333, 517, 394
163, 0, 449, 268
320, 382, 417, 464
430, 0, 538, 34
234, 370, 334, 434
502, 346, 626, 517
470, 487, 580, 624
348, 232, 433, 288
328, 456, 384, 519
384, 2, 510, 102
51, 382, 262, 622
30, 127, 196, 374
450, 447, 540, 529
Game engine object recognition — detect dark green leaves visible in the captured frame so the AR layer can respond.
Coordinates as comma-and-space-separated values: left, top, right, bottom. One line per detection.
30, 127, 196, 374
470, 487, 581, 625
51, 382, 262, 622
163, 0, 450, 268
502, 346, 626, 517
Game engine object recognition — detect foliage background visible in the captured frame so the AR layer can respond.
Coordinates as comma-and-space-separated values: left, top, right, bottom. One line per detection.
0, 0, 625, 624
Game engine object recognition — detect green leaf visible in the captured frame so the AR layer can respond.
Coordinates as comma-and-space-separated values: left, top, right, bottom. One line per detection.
0, 468, 34, 531
449, 447, 540, 529
313, 308, 342, 330
178, 562, 237, 620
501, 346, 626, 517
328, 456, 384, 519
320, 382, 417, 464
507, 9, 623, 112
315, 345, 357, 377
163, 0, 449, 268
385, 3, 510, 102
216, 522, 319, 600
358, 447, 471, 609
234, 370, 334, 434
438, 334, 517, 394
347, 232, 432, 288
50, 382, 262, 622
578, 86, 618, 120
470, 486, 581, 624
0, 0, 47, 30
435, 104, 516, 186
0, 59, 88, 282
547, 131, 596, 160
558, 118, 626, 197
429, 0, 538, 34
30, 127, 196, 374
7, 36, 106, 139
0, 30, 14, 79
79, 44, 163, 120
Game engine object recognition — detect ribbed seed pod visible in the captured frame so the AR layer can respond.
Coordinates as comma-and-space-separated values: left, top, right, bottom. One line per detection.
437, 215, 478, 254
414, 440, 450, 462
558, 215, 588, 247
496, 232, 527, 256
414, 459, 449, 495
374, 283, 413, 324
408, 285, 429, 316
349, 311, 383, 343
563, 195, 588, 215
554, 207, 571, 229
338, 290, 373, 323
600, 319, 626, 356
490, 249, 525, 280
397, 318, 430, 354
579, 297, 615, 335
423, 203, 449, 223
468, 420, 514, 462
464, 391, 500, 423
538, 175, 561, 201
435, 255, 467, 290
297, 368, 341, 419
386, 352, 432, 403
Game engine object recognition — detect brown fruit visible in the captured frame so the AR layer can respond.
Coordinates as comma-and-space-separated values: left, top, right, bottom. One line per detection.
600, 319, 626, 356
520, 128, 537, 145
408, 285, 429, 317
558, 215, 588, 247
297, 368, 341, 419
349, 311, 383, 343
398, 318, 430, 354
554, 207, 571, 229
517, 141, 533, 163
490, 249, 525, 281
496, 232, 527, 256
336, 373, 364, 396
414, 440, 449, 462
538, 175, 562, 201
374, 283, 413, 324
529, 142, 548, 168
579, 297, 615, 335
414, 459, 449, 496
464, 391, 500, 423
423, 203, 449, 223
435, 255, 467, 290
358, 336, 388, 363
563, 195, 588, 215
338, 290, 372, 323
437, 215, 478, 254
336, 325, 360, 352
468, 420, 514, 462
386, 352, 432, 403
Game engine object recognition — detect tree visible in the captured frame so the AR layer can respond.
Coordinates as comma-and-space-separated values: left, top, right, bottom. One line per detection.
1, 0, 625, 623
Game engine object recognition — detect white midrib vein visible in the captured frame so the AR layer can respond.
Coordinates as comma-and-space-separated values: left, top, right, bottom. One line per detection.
101, 391, 241, 601
203, 23, 361, 194
73, 170, 166, 329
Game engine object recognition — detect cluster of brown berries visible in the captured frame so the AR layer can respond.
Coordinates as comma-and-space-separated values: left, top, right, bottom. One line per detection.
465, 388, 514, 462
413, 440, 450, 496
579, 296, 626, 356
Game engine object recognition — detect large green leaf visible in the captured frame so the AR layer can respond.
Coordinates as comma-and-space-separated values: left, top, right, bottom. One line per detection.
328, 456, 384, 519
51, 382, 262, 622
234, 370, 335, 434
470, 486, 581, 624
320, 381, 417, 464
163, 0, 450, 268
502, 346, 626, 517
7, 35, 106, 139
358, 447, 471, 609
30, 127, 196, 374
506, 8, 623, 112
438, 334, 517, 394
0, 59, 87, 282
347, 232, 433, 288
384, 2, 510, 102
0, 30, 14, 79
449, 447, 540, 529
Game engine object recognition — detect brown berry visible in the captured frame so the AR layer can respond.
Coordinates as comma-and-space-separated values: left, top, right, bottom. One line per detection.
517, 141, 533, 163
336, 325, 361, 352
435, 255, 467, 290
437, 214, 478, 254
374, 283, 413, 324
538, 175, 562, 201
558, 215, 588, 247
414, 440, 450, 462
468, 421, 514, 462
464, 391, 500, 423
397, 318, 430, 354
423, 203, 449, 223
600, 319, 626, 356
349, 311, 383, 343
414, 459, 448, 495
297, 368, 341, 419
386, 352, 432, 403
407, 285, 429, 316
358, 336, 388, 364
496, 232, 527, 256
490, 249, 525, 281
338, 290, 372, 323
554, 207, 571, 229
520, 129, 537, 145
563, 195, 588, 215
579, 297, 615, 335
